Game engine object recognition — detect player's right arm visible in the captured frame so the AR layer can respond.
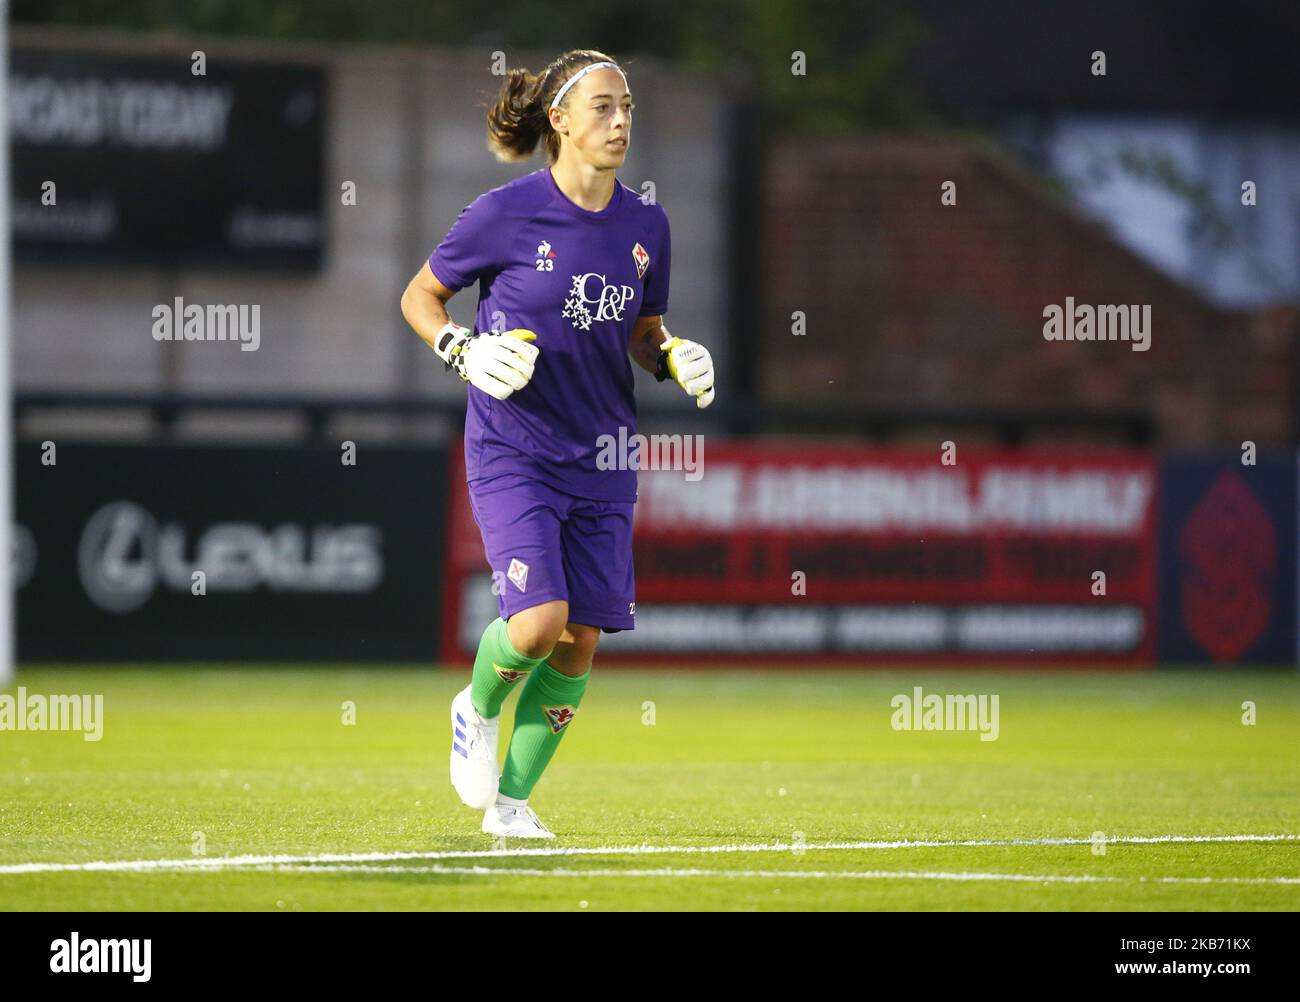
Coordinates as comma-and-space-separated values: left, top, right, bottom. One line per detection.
401, 261, 538, 401
400, 261, 459, 353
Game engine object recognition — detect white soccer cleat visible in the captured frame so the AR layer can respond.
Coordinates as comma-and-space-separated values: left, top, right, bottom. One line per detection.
450, 685, 500, 810
482, 803, 556, 839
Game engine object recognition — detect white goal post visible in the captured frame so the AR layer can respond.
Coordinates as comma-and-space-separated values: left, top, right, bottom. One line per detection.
1, 3, 15, 687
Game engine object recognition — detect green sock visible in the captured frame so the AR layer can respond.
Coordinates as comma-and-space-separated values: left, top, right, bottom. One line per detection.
470, 618, 549, 719
498, 661, 590, 800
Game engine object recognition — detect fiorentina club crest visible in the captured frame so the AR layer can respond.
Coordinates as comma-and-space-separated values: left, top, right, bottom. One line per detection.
632, 241, 649, 280
507, 558, 529, 592
494, 664, 529, 683
542, 704, 577, 733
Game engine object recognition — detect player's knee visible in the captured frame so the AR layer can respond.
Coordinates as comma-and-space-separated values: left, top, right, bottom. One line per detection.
564, 623, 601, 664
507, 601, 569, 658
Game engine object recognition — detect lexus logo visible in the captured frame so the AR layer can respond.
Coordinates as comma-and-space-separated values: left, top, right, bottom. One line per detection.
77, 500, 384, 613
78, 501, 158, 612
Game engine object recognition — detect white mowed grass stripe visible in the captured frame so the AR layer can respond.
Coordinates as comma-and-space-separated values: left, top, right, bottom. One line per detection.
1, 833, 1298, 876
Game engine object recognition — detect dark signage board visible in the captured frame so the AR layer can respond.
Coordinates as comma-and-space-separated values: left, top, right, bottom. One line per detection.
16, 443, 445, 661
11, 47, 326, 270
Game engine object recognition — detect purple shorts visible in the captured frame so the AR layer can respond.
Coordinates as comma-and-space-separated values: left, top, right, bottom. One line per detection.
468, 474, 636, 631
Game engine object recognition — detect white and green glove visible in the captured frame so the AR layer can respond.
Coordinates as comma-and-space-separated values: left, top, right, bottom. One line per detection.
655, 335, 715, 409
434, 322, 539, 401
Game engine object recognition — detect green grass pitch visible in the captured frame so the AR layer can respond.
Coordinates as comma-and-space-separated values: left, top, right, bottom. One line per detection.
1, 666, 1298, 911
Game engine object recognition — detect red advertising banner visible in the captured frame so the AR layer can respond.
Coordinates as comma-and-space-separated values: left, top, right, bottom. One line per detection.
442, 443, 1157, 664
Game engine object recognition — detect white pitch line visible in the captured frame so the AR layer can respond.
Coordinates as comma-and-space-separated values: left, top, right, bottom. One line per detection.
244, 864, 1300, 886
265, 865, 1123, 883
1, 833, 1298, 876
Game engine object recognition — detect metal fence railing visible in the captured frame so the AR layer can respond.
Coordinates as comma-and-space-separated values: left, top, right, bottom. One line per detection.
13, 391, 1156, 446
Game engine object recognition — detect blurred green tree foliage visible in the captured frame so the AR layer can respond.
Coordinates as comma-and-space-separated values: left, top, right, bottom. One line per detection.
13, 0, 933, 133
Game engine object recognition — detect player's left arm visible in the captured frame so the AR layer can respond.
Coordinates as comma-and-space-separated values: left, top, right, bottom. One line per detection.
628, 315, 667, 374
628, 315, 715, 409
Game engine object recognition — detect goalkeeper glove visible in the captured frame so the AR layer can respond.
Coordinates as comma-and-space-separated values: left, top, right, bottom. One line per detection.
655, 335, 715, 409
434, 322, 539, 401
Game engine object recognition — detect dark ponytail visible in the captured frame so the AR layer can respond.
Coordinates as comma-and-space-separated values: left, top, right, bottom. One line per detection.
486, 48, 621, 164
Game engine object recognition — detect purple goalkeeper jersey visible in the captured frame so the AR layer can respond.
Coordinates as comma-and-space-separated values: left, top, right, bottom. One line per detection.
428, 166, 671, 503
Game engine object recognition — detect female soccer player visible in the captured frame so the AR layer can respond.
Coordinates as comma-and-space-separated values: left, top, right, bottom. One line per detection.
400, 49, 716, 838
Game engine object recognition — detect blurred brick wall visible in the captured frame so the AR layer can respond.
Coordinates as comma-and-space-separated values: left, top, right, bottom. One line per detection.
761, 136, 1297, 447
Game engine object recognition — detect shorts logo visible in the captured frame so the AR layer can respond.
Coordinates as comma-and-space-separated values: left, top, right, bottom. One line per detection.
507, 558, 529, 592
632, 242, 650, 280
494, 664, 530, 683
542, 704, 578, 733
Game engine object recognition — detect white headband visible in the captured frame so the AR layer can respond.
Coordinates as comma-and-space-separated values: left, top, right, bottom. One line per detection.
550, 61, 626, 111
